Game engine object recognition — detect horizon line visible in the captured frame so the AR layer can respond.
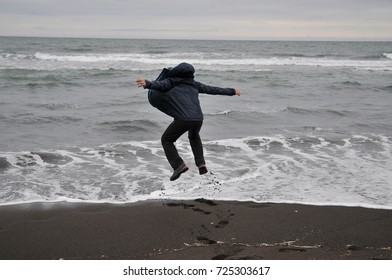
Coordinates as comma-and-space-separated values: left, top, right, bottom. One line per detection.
1, 34, 392, 42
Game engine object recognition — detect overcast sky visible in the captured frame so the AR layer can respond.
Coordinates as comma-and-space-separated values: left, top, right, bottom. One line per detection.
1, 0, 391, 40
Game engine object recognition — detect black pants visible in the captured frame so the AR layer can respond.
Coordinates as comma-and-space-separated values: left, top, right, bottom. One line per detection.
161, 120, 205, 170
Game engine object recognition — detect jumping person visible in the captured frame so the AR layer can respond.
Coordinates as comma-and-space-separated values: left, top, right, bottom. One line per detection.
136, 62, 240, 181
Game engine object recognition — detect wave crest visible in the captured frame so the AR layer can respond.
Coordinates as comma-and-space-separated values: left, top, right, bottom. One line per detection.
1, 134, 391, 208
383, 53, 392, 60
2, 50, 392, 71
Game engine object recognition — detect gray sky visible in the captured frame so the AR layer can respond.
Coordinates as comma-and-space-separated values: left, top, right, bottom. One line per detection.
1, 0, 392, 40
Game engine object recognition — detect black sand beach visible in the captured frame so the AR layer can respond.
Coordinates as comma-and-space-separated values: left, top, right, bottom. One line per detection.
0, 199, 391, 260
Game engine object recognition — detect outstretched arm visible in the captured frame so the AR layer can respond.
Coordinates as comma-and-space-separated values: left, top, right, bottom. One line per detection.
136, 77, 176, 92
194, 81, 240, 96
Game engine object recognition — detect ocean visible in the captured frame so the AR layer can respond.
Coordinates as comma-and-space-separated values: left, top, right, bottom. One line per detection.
1, 37, 391, 209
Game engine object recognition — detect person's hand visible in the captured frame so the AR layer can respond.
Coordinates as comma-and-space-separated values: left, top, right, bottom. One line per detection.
136, 78, 146, 88
234, 88, 241, 96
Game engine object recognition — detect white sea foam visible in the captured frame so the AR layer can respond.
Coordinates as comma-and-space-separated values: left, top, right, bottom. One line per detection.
383, 53, 392, 59
1, 51, 392, 71
1, 134, 391, 209
206, 110, 232, 116
33, 52, 392, 70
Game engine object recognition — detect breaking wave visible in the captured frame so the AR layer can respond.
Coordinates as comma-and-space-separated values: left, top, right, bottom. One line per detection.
1, 51, 392, 71
1, 134, 391, 209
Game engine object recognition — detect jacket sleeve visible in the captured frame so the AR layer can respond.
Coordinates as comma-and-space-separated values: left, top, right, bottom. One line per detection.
193, 81, 236, 96
145, 78, 177, 92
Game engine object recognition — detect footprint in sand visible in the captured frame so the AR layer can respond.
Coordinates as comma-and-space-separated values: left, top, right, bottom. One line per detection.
196, 236, 216, 244
278, 248, 307, 253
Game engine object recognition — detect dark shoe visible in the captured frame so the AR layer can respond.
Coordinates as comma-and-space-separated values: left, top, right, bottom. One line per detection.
170, 163, 189, 181
198, 164, 208, 175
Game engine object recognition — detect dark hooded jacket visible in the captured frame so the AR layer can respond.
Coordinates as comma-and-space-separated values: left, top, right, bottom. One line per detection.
145, 63, 236, 121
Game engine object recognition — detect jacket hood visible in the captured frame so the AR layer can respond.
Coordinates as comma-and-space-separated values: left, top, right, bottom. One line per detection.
169, 62, 195, 79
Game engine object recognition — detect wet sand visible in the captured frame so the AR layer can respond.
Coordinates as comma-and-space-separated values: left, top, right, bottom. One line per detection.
0, 199, 391, 260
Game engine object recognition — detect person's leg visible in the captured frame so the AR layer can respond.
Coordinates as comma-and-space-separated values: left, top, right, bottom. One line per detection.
161, 120, 189, 170
188, 121, 206, 171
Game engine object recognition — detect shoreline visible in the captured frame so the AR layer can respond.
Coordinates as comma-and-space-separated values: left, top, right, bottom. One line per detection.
0, 199, 391, 260
2, 198, 392, 210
